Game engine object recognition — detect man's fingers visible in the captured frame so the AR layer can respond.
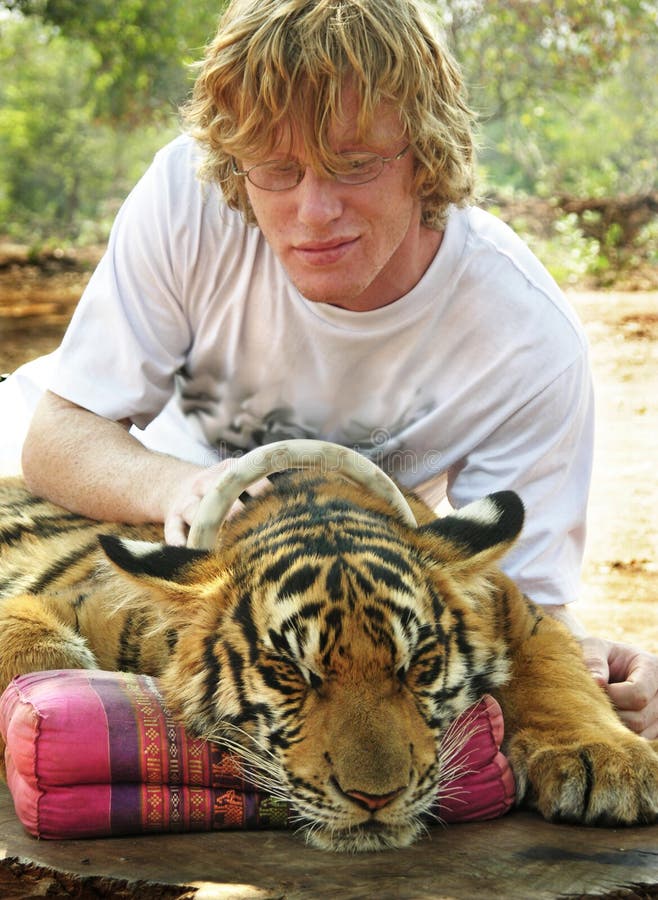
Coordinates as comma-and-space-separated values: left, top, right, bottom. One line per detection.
579, 642, 658, 738
242, 476, 271, 498
164, 514, 190, 547
611, 697, 658, 739
162, 459, 272, 548
606, 656, 658, 727
580, 636, 611, 686
164, 473, 264, 547
164, 494, 201, 546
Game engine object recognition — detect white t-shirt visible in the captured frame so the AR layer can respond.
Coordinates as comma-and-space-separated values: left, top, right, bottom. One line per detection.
3, 134, 594, 607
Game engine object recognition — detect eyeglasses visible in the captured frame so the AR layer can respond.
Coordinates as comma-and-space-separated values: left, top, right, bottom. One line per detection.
232, 144, 411, 192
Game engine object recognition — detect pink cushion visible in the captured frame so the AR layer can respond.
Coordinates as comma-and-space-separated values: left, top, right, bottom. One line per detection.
436, 693, 516, 823
0, 670, 515, 839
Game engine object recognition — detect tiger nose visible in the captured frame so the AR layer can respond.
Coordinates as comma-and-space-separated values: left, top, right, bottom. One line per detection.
341, 786, 405, 812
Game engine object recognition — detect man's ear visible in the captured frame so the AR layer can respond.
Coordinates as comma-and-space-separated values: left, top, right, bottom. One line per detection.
98, 535, 213, 588
418, 491, 524, 571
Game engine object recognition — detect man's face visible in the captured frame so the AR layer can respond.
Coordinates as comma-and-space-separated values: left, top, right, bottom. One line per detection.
241, 91, 441, 312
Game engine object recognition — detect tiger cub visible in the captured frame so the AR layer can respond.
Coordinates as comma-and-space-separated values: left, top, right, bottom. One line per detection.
0, 470, 657, 852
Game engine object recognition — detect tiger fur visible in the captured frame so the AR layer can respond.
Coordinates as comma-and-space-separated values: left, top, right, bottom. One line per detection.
1, 471, 657, 852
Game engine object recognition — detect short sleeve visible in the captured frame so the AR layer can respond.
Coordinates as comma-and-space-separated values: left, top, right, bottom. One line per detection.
447, 349, 594, 606
48, 138, 200, 429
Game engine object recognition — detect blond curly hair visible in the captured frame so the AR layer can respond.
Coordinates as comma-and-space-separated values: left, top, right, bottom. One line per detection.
183, 0, 476, 229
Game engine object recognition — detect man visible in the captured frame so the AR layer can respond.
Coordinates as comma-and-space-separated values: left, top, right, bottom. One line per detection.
14, 0, 658, 734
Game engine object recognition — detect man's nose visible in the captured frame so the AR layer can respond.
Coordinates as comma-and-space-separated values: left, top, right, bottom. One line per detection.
294, 168, 344, 226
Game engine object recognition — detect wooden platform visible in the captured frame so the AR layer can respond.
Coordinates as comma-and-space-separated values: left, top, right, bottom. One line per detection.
1, 783, 657, 899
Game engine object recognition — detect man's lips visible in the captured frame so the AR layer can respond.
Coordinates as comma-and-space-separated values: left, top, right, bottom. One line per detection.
292, 236, 359, 265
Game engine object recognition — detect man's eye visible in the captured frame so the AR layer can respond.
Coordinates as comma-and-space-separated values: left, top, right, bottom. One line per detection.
346, 156, 374, 170
338, 154, 381, 181
267, 161, 298, 175
349, 156, 370, 167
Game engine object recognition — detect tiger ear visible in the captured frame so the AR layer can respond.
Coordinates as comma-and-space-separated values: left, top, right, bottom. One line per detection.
418, 491, 524, 570
98, 535, 213, 587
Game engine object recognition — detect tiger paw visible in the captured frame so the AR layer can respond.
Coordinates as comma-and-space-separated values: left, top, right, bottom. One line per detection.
509, 734, 658, 825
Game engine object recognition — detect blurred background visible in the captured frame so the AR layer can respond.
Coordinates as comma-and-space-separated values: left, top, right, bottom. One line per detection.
0, 0, 656, 287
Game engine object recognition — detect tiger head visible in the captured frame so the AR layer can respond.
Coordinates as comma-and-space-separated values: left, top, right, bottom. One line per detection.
99, 468, 524, 852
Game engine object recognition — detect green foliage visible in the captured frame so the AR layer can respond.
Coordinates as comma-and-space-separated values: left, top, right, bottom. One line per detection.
433, 0, 658, 283
521, 214, 603, 287
0, 14, 177, 242
435, 0, 658, 200
437, 0, 655, 116
2, 0, 222, 121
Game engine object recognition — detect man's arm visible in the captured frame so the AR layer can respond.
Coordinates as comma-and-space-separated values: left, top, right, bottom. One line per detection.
22, 391, 207, 543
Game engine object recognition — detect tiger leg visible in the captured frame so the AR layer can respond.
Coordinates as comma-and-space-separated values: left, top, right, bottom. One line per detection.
0, 592, 98, 691
0, 593, 98, 778
498, 616, 658, 825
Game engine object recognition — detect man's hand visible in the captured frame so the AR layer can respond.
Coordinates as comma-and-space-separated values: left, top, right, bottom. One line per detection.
164, 458, 271, 546
545, 606, 658, 739
581, 636, 658, 739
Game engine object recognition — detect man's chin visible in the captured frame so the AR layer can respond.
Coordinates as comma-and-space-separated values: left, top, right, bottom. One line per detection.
296, 286, 359, 310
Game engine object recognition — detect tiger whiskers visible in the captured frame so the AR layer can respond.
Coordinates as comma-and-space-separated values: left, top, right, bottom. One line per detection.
429, 703, 487, 823
199, 723, 291, 803
293, 816, 326, 846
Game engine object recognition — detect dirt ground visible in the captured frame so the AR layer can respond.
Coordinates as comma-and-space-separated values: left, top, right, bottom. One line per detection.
573, 291, 658, 652
0, 264, 656, 650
